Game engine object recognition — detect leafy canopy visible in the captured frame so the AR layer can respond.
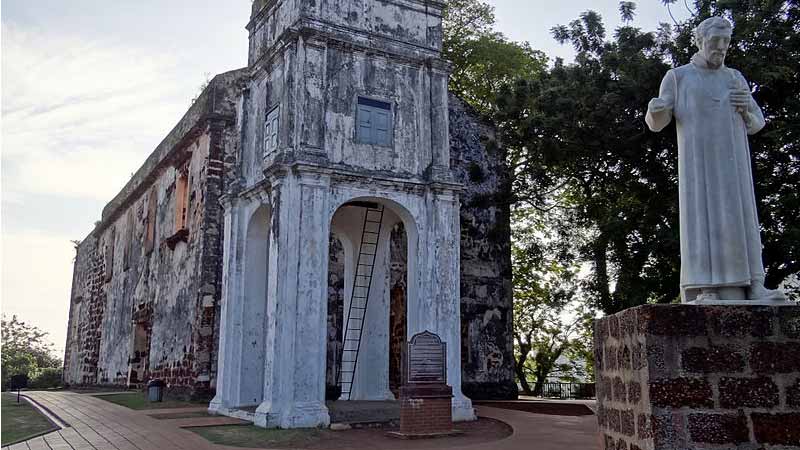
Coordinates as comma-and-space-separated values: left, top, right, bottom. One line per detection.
499, 0, 800, 313
443, 0, 548, 115
1, 315, 62, 388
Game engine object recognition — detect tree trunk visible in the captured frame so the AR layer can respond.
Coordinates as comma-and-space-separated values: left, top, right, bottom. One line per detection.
532, 367, 548, 396
515, 342, 533, 395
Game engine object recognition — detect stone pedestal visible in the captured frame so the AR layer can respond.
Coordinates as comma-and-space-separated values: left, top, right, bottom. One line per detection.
595, 304, 800, 449
395, 384, 456, 438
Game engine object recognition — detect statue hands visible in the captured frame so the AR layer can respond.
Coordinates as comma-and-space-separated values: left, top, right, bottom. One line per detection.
729, 88, 751, 112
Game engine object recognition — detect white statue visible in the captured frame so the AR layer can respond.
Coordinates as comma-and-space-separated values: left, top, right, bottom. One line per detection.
646, 16, 786, 304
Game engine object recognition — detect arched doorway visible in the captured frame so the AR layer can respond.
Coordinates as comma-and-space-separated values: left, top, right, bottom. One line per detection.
326, 199, 414, 401
238, 204, 270, 406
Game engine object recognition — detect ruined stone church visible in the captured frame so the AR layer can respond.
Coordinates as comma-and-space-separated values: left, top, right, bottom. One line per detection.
65, 0, 516, 428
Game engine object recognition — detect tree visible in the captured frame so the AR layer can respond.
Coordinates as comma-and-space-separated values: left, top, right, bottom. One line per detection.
512, 207, 595, 395
1, 315, 61, 388
443, 0, 548, 115
498, 1, 800, 313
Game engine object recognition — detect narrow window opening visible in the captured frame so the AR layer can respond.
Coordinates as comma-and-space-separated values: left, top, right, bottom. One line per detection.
175, 166, 190, 232
104, 227, 116, 282
264, 106, 279, 157
123, 210, 134, 271
144, 189, 157, 254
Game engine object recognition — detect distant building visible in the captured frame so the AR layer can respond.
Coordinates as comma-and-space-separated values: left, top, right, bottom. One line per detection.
64, 0, 516, 428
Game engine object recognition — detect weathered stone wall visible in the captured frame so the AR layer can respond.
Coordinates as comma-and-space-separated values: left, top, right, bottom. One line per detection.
448, 94, 516, 400
596, 304, 800, 449
66, 0, 515, 405
65, 71, 246, 396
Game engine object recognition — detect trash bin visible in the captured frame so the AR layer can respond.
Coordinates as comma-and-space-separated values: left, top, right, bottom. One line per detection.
147, 379, 165, 402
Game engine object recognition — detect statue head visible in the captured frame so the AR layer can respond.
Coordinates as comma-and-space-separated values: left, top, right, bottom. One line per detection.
693, 17, 733, 69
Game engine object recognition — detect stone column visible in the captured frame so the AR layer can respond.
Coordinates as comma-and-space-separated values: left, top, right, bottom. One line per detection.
255, 170, 331, 428
409, 186, 475, 421
209, 195, 244, 413
595, 304, 800, 449
426, 59, 453, 181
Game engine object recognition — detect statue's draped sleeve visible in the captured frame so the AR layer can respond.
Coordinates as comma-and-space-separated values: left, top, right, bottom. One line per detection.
646, 69, 677, 132
733, 69, 766, 135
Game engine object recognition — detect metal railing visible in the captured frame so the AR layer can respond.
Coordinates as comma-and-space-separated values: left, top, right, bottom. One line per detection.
538, 382, 596, 399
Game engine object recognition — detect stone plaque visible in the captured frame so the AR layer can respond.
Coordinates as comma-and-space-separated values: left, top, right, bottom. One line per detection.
404, 331, 447, 385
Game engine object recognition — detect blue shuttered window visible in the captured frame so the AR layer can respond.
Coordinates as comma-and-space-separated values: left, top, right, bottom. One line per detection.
356, 97, 392, 146
264, 106, 279, 157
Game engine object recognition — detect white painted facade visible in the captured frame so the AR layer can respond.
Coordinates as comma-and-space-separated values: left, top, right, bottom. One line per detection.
209, 0, 474, 428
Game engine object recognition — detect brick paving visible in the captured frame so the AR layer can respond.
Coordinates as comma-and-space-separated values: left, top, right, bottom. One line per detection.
3, 391, 238, 450
4, 391, 599, 450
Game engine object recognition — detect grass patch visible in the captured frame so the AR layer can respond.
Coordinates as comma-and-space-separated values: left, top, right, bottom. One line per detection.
1, 393, 58, 446
93, 392, 206, 410
189, 425, 324, 448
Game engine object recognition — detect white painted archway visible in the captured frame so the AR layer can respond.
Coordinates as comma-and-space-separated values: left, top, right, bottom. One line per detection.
328, 198, 416, 401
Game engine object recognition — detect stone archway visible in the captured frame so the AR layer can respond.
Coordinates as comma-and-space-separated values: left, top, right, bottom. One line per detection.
327, 199, 415, 401
237, 204, 270, 406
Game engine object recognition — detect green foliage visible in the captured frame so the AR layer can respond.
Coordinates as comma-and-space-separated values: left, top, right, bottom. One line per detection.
512, 207, 595, 394
1, 315, 62, 389
499, 0, 800, 314
443, 0, 548, 115
29, 368, 63, 390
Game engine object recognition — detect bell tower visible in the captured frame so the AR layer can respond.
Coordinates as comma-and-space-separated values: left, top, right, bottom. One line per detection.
211, 0, 472, 428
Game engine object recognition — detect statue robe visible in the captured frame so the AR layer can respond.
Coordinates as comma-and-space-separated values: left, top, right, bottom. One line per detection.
646, 54, 767, 302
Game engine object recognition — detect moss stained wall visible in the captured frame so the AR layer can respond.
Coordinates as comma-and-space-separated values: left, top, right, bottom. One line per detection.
64, 72, 246, 397
448, 94, 517, 400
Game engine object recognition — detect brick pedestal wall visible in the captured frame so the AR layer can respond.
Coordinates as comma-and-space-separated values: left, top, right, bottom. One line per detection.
399, 384, 453, 435
595, 304, 800, 449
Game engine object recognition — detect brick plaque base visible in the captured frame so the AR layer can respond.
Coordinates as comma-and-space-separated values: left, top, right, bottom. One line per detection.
595, 304, 800, 449
390, 384, 458, 439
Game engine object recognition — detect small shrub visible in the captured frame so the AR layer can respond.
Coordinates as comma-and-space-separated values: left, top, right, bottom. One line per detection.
29, 368, 63, 390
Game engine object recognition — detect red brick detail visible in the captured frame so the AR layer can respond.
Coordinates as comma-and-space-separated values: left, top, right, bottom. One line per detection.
605, 346, 619, 371
637, 414, 652, 439
620, 409, 635, 437
631, 342, 645, 370
751, 342, 800, 373
628, 381, 641, 405
681, 346, 745, 373
649, 378, 713, 408
606, 408, 621, 433
619, 309, 637, 338
719, 377, 779, 408
613, 377, 627, 403
688, 413, 749, 444
752, 413, 800, 445
619, 346, 632, 370
637, 305, 707, 336
399, 391, 453, 435
608, 316, 621, 339
707, 307, 773, 338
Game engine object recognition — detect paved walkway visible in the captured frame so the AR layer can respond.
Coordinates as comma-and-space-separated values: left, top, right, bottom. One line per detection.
4, 391, 599, 450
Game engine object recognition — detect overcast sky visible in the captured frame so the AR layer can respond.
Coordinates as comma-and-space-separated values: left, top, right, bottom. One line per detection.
1, 1, 690, 355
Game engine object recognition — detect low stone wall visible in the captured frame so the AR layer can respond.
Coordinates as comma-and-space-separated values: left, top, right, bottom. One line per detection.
595, 304, 800, 449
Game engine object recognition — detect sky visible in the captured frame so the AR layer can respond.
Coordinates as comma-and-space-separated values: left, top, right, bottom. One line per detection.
0, 0, 690, 355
